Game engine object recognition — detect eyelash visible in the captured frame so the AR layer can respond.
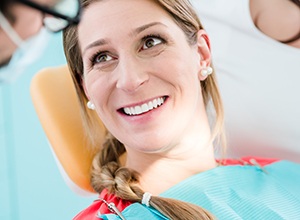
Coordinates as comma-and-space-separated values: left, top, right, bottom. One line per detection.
89, 50, 110, 66
88, 34, 167, 66
141, 34, 166, 50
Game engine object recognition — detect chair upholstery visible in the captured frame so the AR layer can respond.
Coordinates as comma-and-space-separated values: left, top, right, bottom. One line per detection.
30, 65, 102, 193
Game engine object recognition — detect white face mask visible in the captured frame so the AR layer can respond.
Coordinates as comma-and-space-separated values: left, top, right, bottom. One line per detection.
0, 12, 51, 84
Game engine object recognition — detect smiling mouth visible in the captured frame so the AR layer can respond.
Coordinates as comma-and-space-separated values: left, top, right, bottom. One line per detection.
121, 96, 167, 116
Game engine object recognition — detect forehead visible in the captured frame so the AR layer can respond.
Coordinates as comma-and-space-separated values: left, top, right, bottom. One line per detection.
80, 0, 168, 24
78, 0, 176, 49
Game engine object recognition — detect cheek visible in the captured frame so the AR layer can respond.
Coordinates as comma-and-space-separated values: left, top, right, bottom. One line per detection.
161, 53, 200, 85
84, 73, 108, 103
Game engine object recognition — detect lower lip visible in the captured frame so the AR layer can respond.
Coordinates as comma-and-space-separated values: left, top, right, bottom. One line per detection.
119, 97, 168, 123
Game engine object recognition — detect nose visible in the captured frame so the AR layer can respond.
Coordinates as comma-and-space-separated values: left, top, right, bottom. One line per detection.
116, 55, 149, 93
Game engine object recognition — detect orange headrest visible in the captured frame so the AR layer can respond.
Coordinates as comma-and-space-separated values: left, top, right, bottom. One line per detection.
30, 65, 101, 193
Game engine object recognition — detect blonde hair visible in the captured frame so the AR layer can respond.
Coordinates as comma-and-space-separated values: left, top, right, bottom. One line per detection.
63, 0, 225, 219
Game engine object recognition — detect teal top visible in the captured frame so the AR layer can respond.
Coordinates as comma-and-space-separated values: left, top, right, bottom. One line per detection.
99, 160, 300, 219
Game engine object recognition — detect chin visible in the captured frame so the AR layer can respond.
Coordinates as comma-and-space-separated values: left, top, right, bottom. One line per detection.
127, 139, 173, 154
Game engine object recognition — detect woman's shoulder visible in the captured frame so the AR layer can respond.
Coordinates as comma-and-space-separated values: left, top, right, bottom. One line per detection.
218, 156, 280, 166
73, 189, 166, 220
73, 189, 132, 220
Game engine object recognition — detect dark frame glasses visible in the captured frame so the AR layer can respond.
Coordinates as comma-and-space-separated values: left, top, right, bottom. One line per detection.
17, 0, 81, 32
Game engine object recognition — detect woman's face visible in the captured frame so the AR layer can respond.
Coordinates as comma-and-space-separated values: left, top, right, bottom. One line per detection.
79, 0, 211, 153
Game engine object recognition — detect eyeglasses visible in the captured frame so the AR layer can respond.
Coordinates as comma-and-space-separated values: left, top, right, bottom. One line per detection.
17, 0, 81, 32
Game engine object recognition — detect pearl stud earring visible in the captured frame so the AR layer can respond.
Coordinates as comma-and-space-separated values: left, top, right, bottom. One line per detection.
87, 101, 95, 110
200, 66, 213, 77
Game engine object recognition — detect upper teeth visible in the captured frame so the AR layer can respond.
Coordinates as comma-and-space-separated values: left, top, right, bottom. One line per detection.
123, 97, 165, 116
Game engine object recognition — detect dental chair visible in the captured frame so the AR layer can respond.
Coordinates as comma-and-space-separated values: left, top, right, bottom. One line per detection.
30, 65, 102, 196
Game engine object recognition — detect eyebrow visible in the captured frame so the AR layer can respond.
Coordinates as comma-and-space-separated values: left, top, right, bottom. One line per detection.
83, 38, 109, 55
130, 22, 166, 36
82, 22, 167, 55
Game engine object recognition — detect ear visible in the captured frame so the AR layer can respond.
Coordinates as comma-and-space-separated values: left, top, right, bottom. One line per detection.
196, 30, 212, 81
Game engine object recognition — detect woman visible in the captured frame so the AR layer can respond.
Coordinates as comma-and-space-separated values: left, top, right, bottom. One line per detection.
63, 0, 300, 219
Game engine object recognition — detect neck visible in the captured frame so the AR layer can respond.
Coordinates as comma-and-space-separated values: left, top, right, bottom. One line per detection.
125, 142, 217, 195
125, 101, 217, 194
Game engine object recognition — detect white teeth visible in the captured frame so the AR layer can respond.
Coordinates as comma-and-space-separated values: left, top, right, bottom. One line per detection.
148, 100, 153, 110
124, 108, 131, 115
123, 97, 165, 116
141, 103, 149, 112
135, 106, 142, 115
153, 99, 158, 108
158, 98, 162, 106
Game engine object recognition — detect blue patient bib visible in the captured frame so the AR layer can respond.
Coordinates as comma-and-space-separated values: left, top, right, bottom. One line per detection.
100, 161, 300, 219
161, 160, 300, 219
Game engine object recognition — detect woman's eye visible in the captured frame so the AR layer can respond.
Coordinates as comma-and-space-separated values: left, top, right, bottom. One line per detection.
142, 37, 163, 50
93, 53, 113, 64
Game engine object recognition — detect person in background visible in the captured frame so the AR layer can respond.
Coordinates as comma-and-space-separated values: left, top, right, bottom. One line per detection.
0, 0, 81, 83
191, 0, 300, 162
0, 1, 86, 219
63, 0, 300, 219
250, 0, 300, 48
